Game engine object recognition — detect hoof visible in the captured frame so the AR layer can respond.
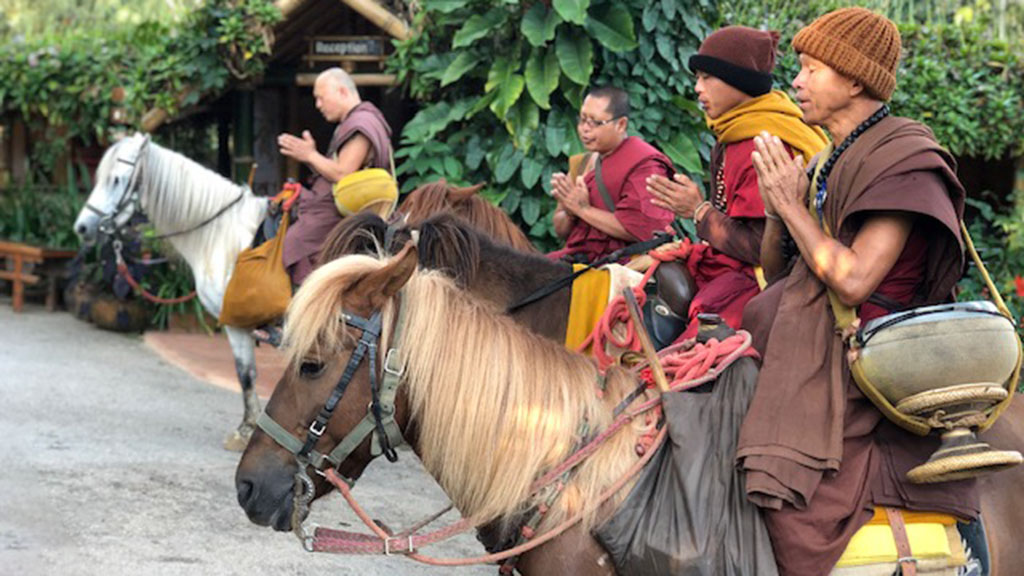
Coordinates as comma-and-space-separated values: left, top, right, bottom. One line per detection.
223, 429, 251, 452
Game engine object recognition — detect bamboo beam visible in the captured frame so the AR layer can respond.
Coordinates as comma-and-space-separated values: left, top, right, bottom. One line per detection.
296, 72, 397, 86
338, 0, 410, 41
276, 0, 307, 20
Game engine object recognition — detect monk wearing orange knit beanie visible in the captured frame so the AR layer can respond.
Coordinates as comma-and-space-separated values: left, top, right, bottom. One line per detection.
738, 7, 981, 576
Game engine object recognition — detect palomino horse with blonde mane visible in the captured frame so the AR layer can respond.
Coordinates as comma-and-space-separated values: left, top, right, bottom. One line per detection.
235, 245, 657, 573
74, 133, 269, 450
236, 245, 1024, 574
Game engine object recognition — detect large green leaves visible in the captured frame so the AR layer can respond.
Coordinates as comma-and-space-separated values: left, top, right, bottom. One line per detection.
555, 26, 592, 86
521, 3, 561, 47
525, 46, 560, 109
441, 51, 483, 86
662, 132, 703, 174
585, 4, 637, 52
552, 0, 589, 25
452, 9, 507, 48
486, 56, 525, 120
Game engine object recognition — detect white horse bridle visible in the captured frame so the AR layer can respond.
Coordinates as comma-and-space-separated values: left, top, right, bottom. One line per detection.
82, 135, 151, 237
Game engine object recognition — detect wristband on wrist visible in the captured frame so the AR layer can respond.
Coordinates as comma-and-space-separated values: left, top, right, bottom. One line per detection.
693, 200, 712, 223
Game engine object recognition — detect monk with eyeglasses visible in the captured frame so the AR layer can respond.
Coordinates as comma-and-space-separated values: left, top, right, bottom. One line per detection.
548, 86, 675, 263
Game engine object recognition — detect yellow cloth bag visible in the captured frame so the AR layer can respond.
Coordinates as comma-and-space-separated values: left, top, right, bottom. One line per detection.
564, 265, 612, 351
333, 168, 398, 217
219, 213, 292, 329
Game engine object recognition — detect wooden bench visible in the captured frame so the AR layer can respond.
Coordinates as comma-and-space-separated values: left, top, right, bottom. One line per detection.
0, 241, 78, 312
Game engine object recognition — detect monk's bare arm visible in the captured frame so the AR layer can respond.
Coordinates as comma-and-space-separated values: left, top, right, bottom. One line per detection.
697, 210, 765, 264
575, 206, 636, 240
779, 208, 914, 305
305, 134, 372, 183
553, 206, 574, 238
759, 219, 788, 280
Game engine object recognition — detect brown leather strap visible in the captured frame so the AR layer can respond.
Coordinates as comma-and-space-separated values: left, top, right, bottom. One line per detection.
883, 507, 918, 576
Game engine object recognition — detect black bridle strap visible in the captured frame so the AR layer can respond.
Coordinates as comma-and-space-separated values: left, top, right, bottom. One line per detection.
506, 232, 676, 314
296, 311, 382, 461
149, 190, 248, 240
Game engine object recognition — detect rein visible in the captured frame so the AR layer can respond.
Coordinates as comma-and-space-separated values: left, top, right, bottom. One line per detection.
112, 239, 197, 305
506, 232, 676, 314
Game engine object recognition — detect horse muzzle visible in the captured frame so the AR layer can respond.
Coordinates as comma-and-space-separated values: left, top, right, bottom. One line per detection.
235, 455, 299, 532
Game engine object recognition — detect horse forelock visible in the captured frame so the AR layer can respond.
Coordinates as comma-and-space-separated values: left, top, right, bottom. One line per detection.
282, 254, 395, 368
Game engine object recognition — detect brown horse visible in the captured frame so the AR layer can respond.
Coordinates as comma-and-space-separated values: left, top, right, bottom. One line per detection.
317, 212, 573, 341
396, 179, 538, 254
235, 246, 658, 574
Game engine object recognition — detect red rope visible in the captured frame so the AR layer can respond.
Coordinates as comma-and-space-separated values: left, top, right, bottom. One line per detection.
577, 240, 694, 368
116, 261, 197, 305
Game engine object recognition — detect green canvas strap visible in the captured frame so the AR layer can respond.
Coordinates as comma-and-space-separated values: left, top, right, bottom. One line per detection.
593, 155, 616, 213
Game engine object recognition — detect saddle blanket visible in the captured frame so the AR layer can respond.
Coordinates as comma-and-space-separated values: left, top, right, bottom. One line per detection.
564, 264, 643, 351
831, 509, 967, 575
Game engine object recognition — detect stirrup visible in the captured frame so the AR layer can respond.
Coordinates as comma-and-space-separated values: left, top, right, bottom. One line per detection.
252, 325, 283, 348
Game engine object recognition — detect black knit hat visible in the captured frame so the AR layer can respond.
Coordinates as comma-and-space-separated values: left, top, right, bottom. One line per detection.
688, 26, 780, 96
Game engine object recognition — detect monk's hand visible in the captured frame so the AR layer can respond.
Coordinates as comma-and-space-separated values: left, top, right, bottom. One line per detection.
555, 176, 590, 215
647, 173, 703, 218
751, 131, 807, 220
278, 130, 316, 162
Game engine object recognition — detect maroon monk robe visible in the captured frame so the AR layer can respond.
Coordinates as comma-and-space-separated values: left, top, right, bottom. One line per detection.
548, 136, 674, 263
283, 101, 393, 285
677, 138, 767, 340
738, 118, 978, 576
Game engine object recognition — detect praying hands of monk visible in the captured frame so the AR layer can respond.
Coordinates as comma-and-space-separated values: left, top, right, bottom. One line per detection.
278, 130, 317, 163
646, 173, 704, 219
550, 172, 591, 215
750, 131, 808, 220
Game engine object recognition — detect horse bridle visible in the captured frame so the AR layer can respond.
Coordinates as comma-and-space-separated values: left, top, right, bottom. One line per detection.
84, 134, 247, 241
83, 135, 151, 237
256, 295, 409, 545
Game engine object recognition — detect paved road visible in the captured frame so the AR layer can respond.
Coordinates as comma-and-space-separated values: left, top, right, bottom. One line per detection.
0, 303, 490, 575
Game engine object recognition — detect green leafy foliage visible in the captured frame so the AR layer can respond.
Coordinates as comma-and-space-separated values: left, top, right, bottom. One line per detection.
721, 0, 1024, 160
390, 0, 714, 248
0, 0, 280, 179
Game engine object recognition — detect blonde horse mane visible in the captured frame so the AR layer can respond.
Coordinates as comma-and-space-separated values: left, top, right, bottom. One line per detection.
284, 254, 651, 529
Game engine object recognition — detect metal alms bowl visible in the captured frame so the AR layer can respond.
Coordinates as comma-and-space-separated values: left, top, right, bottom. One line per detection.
852, 301, 1023, 483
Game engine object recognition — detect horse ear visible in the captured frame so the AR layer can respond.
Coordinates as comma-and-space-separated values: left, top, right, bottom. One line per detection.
363, 241, 418, 306
447, 182, 486, 202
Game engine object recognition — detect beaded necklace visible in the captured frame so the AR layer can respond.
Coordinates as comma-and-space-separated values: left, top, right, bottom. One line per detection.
712, 156, 727, 211
814, 105, 890, 222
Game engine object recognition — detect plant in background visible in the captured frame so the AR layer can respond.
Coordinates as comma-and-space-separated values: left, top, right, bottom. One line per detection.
0, 161, 87, 248
390, 0, 715, 249
0, 0, 280, 179
720, 0, 1024, 161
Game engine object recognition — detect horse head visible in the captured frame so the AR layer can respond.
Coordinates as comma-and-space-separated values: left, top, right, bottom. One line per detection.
235, 244, 419, 532
74, 132, 150, 246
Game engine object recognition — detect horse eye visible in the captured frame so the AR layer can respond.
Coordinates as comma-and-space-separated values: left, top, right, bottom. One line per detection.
299, 360, 326, 379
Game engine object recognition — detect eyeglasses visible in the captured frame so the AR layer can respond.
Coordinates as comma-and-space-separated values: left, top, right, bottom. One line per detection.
577, 115, 621, 128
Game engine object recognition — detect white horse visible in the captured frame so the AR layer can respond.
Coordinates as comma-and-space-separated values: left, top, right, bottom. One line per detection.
74, 133, 270, 450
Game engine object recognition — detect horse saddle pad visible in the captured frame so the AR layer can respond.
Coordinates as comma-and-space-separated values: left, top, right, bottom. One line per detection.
830, 509, 967, 575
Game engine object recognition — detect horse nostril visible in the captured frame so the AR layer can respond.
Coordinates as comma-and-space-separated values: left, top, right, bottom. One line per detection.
76, 224, 88, 236
236, 478, 255, 507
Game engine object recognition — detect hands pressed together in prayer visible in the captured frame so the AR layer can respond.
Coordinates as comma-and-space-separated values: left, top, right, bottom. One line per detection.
278, 130, 317, 163
646, 173, 705, 219
550, 172, 591, 216
751, 131, 809, 221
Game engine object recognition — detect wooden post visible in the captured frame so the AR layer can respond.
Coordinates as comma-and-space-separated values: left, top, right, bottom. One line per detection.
623, 288, 670, 393
337, 0, 410, 41
233, 89, 255, 183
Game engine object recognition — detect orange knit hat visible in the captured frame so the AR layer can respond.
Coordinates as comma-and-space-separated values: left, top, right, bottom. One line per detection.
792, 7, 901, 101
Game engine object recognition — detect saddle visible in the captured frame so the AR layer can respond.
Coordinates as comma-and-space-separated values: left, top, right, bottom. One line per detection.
642, 261, 697, 350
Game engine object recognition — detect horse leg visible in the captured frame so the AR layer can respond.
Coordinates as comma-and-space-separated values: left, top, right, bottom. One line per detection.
223, 325, 260, 452
516, 526, 616, 576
